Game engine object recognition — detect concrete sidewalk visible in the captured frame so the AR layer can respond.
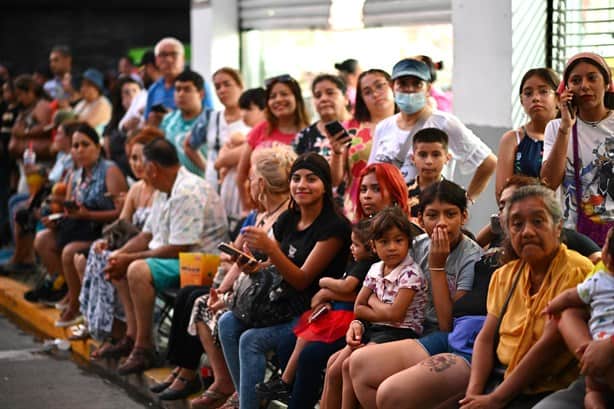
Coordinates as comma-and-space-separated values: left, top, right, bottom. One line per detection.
0, 276, 191, 409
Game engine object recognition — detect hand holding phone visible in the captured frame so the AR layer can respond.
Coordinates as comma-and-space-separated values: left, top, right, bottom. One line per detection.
217, 242, 258, 266
309, 304, 330, 323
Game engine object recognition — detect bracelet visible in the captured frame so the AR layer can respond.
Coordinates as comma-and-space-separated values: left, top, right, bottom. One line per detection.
351, 319, 365, 331
429, 266, 446, 271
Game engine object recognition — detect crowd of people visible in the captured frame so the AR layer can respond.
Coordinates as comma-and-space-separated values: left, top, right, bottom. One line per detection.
0, 37, 613, 409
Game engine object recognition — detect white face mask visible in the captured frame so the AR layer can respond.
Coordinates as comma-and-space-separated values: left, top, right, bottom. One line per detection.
394, 91, 426, 114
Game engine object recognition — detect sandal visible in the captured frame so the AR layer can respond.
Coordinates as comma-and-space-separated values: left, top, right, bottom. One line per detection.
149, 367, 181, 393
191, 389, 233, 409
90, 340, 114, 360
218, 392, 239, 409
99, 335, 134, 359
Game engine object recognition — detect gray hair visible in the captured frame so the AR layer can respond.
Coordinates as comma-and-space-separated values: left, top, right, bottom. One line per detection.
154, 37, 185, 57
503, 184, 562, 228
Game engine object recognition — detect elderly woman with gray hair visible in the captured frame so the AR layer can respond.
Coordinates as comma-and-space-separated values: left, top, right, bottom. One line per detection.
458, 185, 593, 409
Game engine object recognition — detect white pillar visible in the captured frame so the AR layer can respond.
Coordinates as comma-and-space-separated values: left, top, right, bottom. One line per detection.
451, 0, 547, 230
190, 0, 240, 106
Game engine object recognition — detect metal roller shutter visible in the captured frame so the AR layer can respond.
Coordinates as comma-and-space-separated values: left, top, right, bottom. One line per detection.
363, 0, 452, 27
239, 0, 331, 30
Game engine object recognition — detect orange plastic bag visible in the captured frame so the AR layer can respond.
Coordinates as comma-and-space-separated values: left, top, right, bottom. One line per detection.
179, 253, 220, 288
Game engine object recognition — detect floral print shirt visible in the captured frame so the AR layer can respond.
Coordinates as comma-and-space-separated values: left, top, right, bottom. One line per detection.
143, 167, 229, 253
363, 254, 427, 334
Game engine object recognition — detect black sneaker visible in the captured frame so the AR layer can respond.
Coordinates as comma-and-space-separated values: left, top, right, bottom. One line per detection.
38, 283, 68, 306
24, 274, 67, 304
255, 377, 291, 401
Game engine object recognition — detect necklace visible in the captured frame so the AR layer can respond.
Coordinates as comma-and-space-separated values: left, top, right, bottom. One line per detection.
257, 198, 289, 227
579, 110, 611, 128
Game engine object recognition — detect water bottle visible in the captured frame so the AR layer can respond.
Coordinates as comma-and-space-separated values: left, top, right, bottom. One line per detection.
23, 141, 36, 166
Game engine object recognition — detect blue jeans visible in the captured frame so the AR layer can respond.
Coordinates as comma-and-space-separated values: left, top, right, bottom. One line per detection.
217, 311, 296, 409
288, 337, 346, 409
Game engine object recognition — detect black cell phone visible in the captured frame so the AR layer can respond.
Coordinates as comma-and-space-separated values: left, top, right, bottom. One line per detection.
151, 103, 169, 114
490, 214, 502, 235
567, 92, 577, 120
217, 242, 257, 265
63, 200, 78, 210
605, 92, 614, 110
324, 120, 348, 139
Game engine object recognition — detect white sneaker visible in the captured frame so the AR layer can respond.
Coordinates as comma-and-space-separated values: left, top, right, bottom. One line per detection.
55, 315, 84, 328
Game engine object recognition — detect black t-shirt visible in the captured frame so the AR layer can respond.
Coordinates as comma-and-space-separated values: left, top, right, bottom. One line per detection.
294, 123, 331, 157
562, 228, 600, 257
344, 258, 378, 290
273, 206, 351, 297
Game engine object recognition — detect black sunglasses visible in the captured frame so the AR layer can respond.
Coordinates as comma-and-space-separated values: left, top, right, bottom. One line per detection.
264, 74, 295, 88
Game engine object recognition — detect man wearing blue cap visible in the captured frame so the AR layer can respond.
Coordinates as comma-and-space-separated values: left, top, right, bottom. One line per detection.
368, 58, 497, 203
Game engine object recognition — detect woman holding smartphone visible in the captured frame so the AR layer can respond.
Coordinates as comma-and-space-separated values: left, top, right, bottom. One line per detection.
541, 52, 614, 246
149, 146, 296, 406
328, 69, 397, 219
294, 74, 352, 159
34, 123, 128, 327
218, 153, 351, 409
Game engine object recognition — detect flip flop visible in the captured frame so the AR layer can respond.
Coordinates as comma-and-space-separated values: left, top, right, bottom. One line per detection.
190, 389, 233, 409
68, 324, 89, 340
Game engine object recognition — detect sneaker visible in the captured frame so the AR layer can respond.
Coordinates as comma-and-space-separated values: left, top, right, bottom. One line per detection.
255, 376, 291, 400
24, 274, 55, 302
55, 314, 84, 328
37, 284, 68, 306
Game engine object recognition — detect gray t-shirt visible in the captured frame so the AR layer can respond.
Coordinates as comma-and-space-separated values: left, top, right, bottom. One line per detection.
410, 233, 482, 326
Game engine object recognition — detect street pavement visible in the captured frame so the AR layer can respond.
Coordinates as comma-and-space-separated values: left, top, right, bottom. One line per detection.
0, 312, 152, 409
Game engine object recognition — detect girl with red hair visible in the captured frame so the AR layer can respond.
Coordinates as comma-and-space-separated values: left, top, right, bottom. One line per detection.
355, 162, 409, 221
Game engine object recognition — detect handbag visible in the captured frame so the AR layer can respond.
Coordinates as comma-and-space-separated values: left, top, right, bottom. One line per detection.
484, 261, 525, 393
572, 122, 613, 245
230, 264, 310, 328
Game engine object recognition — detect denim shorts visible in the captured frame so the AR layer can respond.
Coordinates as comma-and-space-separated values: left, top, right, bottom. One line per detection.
417, 330, 473, 363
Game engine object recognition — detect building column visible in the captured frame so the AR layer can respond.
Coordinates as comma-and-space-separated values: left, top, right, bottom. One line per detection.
451, 0, 547, 229
190, 0, 240, 107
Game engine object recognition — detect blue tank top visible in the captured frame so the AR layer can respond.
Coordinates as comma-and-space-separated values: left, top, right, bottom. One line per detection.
514, 130, 543, 177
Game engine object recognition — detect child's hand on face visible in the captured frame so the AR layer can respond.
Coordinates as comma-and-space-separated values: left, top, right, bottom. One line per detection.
428, 225, 451, 269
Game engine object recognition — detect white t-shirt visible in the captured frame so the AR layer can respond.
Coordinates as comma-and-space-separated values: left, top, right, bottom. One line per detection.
577, 270, 614, 340
368, 111, 492, 183
119, 89, 148, 131
204, 110, 250, 222
543, 113, 614, 229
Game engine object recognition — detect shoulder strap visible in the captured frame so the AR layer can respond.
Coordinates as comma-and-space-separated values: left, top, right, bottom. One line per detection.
571, 121, 582, 204
214, 111, 222, 152
493, 260, 525, 357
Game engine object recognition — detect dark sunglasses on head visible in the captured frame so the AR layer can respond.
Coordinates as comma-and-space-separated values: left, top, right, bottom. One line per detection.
264, 74, 295, 88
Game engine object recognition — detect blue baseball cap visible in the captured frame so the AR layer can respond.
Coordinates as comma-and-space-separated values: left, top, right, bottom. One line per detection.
82, 68, 105, 92
391, 58, 431, 82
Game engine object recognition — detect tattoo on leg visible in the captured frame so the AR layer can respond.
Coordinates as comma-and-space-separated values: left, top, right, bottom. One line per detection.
421, 355, 457, 373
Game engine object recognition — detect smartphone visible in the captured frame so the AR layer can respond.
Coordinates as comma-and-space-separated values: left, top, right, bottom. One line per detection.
309, 304, 329, 322
566, 90, 577, 120
490, 214, 502, 235
48, 213, 64, 221
217, 242, 257, 265
63, 200, 78, 211
605, 92, 614, 110
151, 103, 169, 114
324, 120, 349, 141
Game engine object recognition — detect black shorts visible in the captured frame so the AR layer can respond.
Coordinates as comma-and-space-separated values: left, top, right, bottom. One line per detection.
362, 323, 419, 344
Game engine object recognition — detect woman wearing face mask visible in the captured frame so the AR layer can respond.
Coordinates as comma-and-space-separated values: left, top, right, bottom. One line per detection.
495, 68, 560, 201
541, 52, 614, 246
368, 58, 497, 204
